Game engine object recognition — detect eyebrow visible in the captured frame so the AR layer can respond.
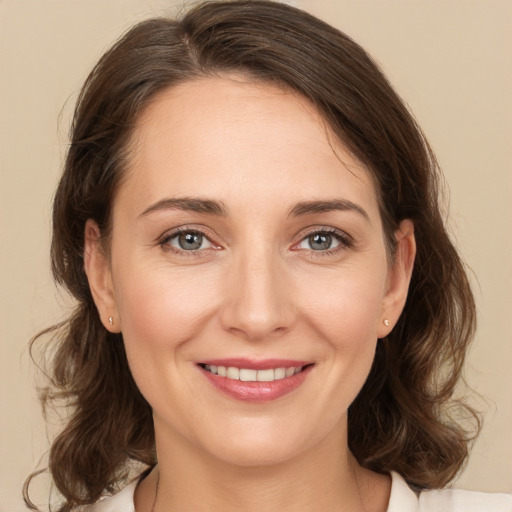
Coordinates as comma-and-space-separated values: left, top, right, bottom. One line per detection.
139, 196, 370, 222
289, 199, 370, 222
139, 197, 228, 217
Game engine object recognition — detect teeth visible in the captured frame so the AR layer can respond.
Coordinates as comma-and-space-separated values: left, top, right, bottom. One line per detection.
274, 368, 286, 380
226, 367, 240, 379
257, 369, 275, 382
204, 365, 304, 382
239, 369, 257, 381
285, 367, 295, 377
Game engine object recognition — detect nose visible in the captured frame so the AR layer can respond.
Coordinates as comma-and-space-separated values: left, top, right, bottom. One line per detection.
219, 246, 295, 342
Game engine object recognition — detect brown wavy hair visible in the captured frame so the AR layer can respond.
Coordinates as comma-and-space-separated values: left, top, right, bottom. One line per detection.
25, 1, 479, 510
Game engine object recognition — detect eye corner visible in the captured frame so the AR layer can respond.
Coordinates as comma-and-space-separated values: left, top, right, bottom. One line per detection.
291, 226, 355, 257
158, 226, 222, 255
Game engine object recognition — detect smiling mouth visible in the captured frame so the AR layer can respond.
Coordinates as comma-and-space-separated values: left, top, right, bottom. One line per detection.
198, 360, 314, 402
200, 364, 307, 382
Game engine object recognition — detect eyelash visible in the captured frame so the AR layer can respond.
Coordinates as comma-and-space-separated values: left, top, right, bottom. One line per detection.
158, 226, 218, 257
158, 226, 354, 257
291, 227, 354, 257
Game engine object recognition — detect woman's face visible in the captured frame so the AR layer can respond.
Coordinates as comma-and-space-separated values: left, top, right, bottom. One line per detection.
86, 76, 414, 467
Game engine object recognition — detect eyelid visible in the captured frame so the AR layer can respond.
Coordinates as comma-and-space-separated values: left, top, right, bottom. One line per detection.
156, 224, 353, 257
290, 226, 354, 253
158, 225, 222, 253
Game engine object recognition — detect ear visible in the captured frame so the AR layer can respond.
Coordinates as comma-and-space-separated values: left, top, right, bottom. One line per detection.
84, 219, 120, 333
378, 219, 416, 338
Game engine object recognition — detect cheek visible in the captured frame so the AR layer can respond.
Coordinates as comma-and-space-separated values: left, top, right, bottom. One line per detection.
111, 259, 224, 421
295, 263, 387, 404
112, 259, 221, 360
296, 263, 387, 343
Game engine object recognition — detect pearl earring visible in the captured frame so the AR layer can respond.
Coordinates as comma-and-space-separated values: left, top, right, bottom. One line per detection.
383, 319, 390, 326
108, 316, 113, 326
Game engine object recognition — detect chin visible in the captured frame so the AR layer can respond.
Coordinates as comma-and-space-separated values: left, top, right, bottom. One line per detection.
210, 440, 301, 468
196, 417, 327, 469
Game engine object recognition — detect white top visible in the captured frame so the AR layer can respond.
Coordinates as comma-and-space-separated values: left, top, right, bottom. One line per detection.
87, 471, 512, 511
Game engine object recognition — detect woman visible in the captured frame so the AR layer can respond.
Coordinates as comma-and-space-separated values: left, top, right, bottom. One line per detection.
24, 1, 511, 511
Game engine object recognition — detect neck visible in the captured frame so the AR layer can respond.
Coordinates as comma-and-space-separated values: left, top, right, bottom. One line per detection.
136, 419, 390, 512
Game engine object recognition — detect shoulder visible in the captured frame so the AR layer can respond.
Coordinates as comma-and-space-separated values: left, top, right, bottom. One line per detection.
418, 487, 512, 511
80, 479, 137, 512
388, 471, 512, 512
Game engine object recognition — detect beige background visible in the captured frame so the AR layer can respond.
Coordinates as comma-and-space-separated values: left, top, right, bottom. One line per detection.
1, 0, 511, 510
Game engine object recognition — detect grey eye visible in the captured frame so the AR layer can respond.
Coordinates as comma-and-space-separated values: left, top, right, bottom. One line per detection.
303, 233, 340, 251
169, 231, 212, 251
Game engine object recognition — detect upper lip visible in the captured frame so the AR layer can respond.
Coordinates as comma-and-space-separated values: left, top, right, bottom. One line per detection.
198, 358, 312, 370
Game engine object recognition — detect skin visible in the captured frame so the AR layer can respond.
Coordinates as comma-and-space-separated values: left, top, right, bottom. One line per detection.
85, 76, 415, 512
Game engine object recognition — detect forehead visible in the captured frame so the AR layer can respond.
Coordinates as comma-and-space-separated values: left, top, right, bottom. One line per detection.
118, 75, 380, 221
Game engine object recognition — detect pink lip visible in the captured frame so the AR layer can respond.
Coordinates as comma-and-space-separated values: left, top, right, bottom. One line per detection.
198, 359, 313, 403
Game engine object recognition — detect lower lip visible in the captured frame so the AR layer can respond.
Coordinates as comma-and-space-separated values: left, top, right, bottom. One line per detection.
200, 365, 313, 403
